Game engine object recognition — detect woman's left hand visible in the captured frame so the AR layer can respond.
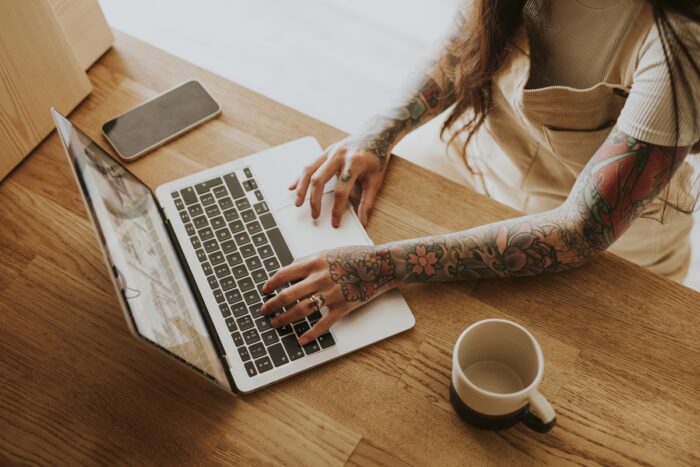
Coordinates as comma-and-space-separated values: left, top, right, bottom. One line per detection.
260, 244, 399, 345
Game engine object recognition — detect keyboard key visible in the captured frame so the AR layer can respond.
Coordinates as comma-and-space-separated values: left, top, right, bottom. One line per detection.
240, 209, 255, 223
244, 168, 253, 178
199, 227, 214, 241
193, 215, 208, 229
263, 257, 280, 272
261, 329, 279, 346
282, 334, 304, 361
251, 269, 267, 284
219, 197, 234, 210
238, 346, 251, 362
185, 223, 196, 236
225, 317, 237, 332
254, 202, 269, 215
220, 276, 236, 291
227, 252, 243, 266
254, 356, 273, 373
258, 244, 274, 259
276, 323, 294, 336
205, 204, 221, 217
210, 216, 225, 230
234, 232, 251, 246
196, 249, 207, 262
216, 228, 232, 242
232, 264, 248, 279
308, 310, 322, 324
195, 177, 223, 194
267, 228, 294, 266
190, 237, 201, 249
239, 277, 254, 292
236, 315, 254, 331
181, 187, 197, 205
243, 290, 260, 305
225, 289, 242, 303
224, 173, 245, 199
203, 238, 219, 253
229, 220, 244, 234
174, 197, 185, 210
293, 321, 310, 337
259, 213, 276, 230
220, 303, 231, 318
207, 276, 218, 289
209, 251, 225, 266
253, 189, 264, 201
303, 339, 321, 355
221, 240, 236, 254
187, 204, 203, 217
249, 302, 263, 317
179, 211, 190, 223
201, 193, 215, 206
230, 301, 247, 317
243, 328, 261, 345
223, 208, 239, 222
236, 198, 251, 211
244, 361, 257, 377
241, 244, 256, 258
201, 262, 213, 276
249, 342, 266, 359
245, 256, 262, 271
247, 221, 262, 235
242, 180, 253, 191
268, 343, 289, 367
255, 317, 272, 332
231, 331, 244, 347
318, 333, 336, 349
213, 185, 228, 198
213, 289, 225, 304
214, 263, 230, 279
251, 233, 267, 247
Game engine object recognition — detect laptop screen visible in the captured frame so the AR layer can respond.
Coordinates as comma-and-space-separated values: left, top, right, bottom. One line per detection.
53, 111, 227, 386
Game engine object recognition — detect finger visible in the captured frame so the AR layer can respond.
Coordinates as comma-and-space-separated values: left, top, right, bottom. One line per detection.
357, 175, 383, 225
331, 159, 361, 228
260, 275, 320, 315
299, 311, 340, 345
261, 256, 315, 295
295, 156, 325, 206
270, 298, 315, 328
309, 156, 343, 219
289, 178, 299, 190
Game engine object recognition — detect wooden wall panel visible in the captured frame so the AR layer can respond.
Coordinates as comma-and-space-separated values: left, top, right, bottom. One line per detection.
0, 0, 92, 181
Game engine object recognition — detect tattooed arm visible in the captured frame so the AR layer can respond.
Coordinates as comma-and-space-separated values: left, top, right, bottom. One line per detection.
388, 127, 689, 281
262, 125, 689, 344
291, 17, 464, 227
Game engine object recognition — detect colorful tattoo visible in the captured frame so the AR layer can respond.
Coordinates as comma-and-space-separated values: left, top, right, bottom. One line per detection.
387, 127, 687, 282
327, 247, 396, 302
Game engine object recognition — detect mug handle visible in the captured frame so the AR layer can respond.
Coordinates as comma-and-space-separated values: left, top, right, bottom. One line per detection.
522, 390, 556, 433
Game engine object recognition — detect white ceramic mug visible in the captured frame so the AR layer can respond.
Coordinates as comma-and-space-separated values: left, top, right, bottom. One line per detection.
450, 319, 556, 432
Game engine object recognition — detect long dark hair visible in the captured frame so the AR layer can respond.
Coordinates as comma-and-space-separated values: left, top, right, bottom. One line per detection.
441, 0, 700, 214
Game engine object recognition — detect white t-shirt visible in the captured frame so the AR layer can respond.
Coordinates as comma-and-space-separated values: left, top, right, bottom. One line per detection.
525, 0, 700, 147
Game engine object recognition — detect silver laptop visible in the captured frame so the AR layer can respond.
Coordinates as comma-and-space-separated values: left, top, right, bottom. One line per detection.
52, 109, 415, 393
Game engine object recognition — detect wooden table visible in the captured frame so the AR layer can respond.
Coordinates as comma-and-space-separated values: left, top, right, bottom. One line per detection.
1, 31, 698, 466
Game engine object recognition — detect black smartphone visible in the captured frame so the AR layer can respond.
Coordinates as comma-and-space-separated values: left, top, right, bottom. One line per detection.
101, 79, 221, 161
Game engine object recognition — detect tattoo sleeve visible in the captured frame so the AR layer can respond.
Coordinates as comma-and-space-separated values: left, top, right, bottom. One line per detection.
350, 32, 461, 169
386, 127, 689, 282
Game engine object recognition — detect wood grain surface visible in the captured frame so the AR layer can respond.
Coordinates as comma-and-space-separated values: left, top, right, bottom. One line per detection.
0, 0, 92, 181
1, 31, 699, 466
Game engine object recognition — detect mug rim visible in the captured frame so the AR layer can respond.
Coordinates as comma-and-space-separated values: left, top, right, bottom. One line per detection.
453, 318, 544, 400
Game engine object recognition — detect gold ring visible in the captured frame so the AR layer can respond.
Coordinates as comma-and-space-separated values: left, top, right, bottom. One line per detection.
308, 294, 321, 312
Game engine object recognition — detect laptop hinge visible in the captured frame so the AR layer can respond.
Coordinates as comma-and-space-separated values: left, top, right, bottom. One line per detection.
157, 203, 238, 392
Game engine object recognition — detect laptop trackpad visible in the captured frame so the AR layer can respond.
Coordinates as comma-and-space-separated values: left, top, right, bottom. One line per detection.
275, 193, 370, 259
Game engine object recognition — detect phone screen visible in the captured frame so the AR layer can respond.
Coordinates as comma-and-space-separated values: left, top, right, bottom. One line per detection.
102, 80, 220, 160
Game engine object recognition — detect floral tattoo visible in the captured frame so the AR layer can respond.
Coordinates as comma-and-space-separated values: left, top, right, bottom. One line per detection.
405, 241, 445, 280
327, 247, 396, 302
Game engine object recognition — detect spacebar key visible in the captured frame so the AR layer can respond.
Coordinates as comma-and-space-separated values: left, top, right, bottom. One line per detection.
266, 228, 294, 266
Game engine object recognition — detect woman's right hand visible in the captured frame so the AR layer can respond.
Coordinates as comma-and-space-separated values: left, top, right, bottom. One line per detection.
290, 136, 389, 228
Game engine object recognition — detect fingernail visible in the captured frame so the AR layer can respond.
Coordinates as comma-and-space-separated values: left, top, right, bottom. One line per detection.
298, 336, 308, 345
261, 283, 269, 293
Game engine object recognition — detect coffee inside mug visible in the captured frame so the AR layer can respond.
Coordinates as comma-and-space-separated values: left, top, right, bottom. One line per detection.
456, 320, 540, 395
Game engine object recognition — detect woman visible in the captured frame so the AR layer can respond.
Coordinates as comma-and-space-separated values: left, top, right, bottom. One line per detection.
260, 0, 700, 344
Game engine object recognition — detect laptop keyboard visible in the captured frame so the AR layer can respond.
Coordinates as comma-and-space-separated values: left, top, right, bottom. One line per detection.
170, 167, 335, 378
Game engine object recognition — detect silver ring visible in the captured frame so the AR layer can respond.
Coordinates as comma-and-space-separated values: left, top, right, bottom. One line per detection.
308, 294, 322, 312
